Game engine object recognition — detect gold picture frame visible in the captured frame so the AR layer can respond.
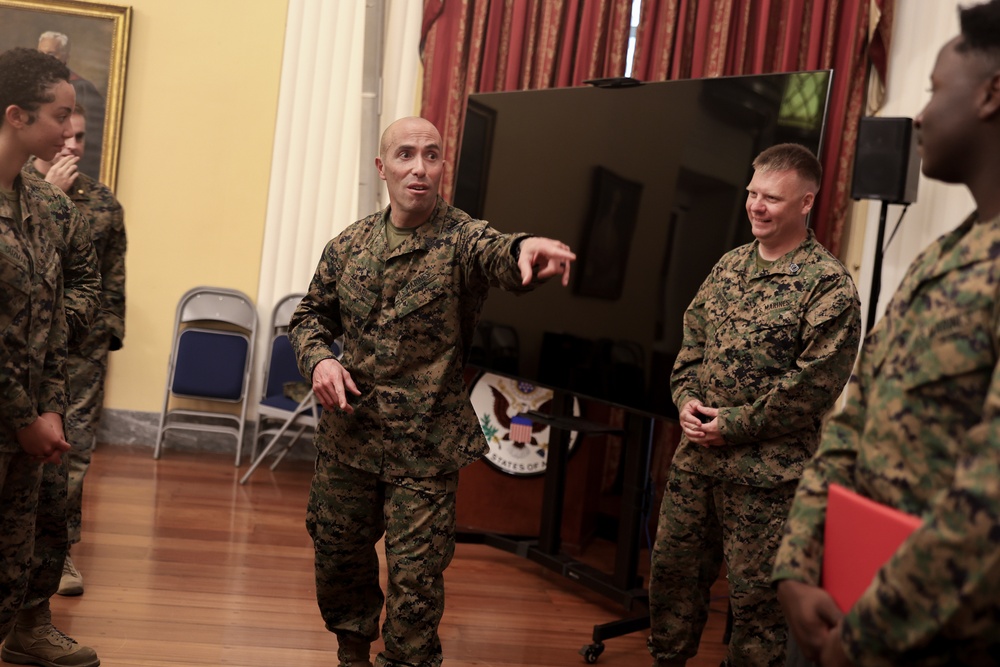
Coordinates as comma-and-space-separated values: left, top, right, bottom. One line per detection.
0, 0, 131, 190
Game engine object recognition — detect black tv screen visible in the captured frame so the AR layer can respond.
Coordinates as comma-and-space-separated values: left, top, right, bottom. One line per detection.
457, 71, 833, 421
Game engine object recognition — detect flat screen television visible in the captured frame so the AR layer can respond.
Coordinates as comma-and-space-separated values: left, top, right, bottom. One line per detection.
457, 71, 833, 421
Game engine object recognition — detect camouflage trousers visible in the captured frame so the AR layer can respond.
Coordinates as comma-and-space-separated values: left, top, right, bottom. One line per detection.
0, 452, 43, 639
306, 452, 458, 667
20, 457, 69, 611
647, 466, 796, 667
64, 335, 111, 545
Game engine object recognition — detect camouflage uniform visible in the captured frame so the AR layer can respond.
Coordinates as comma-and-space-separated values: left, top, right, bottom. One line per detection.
19, 171, 101, 348
648, 231, 860, 667
290, 197, 531, 667
773, 213, 1000, 666
0, 175, 73, 640
25, 162, 126, 546
12, 169, 102, 619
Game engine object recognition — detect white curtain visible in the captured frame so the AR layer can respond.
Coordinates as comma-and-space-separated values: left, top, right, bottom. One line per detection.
257, 0, 364, 317
379, 0, 424, 204
854, 1, 974, 328
251, 0, 422, 418
256, 0, 423, 319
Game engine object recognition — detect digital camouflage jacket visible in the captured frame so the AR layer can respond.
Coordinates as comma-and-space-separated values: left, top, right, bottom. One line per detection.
25, 163, 125, 347
670, 230, 861, 487
20, 169, 101, 351
0, 176, 76, 449
290, 198, 531, 477
773, 213, 1000, 665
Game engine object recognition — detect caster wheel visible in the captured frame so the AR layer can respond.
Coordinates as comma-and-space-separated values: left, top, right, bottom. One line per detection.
579, 642, 604, 664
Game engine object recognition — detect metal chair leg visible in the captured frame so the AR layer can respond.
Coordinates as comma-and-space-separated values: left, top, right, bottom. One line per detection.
239, 390, 316, 485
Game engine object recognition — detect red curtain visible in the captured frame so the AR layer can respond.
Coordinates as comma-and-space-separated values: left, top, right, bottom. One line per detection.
631, 0, 894, 255
421, 0, 634, 201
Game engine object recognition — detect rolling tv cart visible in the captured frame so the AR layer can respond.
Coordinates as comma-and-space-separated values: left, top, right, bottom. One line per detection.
459, 391, 656, 664
571, 407, 655, 664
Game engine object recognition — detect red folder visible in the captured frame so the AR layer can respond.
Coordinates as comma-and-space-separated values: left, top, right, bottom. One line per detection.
822, 483, 922, 613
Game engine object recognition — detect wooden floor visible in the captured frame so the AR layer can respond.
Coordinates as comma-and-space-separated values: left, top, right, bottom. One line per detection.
9, 444, 730, 667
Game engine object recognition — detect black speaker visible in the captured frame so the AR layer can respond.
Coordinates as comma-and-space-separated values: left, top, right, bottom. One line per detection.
851, 117, 920, 204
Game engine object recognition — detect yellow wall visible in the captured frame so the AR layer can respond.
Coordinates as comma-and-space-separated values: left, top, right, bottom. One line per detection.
103, 0, 289, 412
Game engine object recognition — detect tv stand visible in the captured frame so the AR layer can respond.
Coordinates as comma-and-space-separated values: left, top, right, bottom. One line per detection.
459, 391, 656, 663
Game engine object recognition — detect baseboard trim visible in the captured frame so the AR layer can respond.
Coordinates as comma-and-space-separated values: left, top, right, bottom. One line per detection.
97, 408, 317, 462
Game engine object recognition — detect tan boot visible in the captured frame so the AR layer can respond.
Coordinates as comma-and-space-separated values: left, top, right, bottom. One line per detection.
0, 605, 99, 667
57, 554, 84, 597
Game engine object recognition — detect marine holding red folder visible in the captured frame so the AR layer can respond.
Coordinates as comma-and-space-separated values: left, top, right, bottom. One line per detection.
821, 484, 921, 615
770, 1, 1000, 664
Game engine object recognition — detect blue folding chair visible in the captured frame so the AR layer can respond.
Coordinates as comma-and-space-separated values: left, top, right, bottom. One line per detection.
154, 286, 257, 465
239, 387, 320, 484
240, 293, 341, 483
249, 294, 310, 458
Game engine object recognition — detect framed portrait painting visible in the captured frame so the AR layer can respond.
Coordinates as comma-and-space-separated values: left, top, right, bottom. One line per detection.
0, 0, 131, 190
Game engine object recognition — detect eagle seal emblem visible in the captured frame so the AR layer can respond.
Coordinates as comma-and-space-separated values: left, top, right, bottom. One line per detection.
469, 372, 580, 476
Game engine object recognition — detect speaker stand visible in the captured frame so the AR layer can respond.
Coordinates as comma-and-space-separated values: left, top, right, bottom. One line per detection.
866, 200, 890, 333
